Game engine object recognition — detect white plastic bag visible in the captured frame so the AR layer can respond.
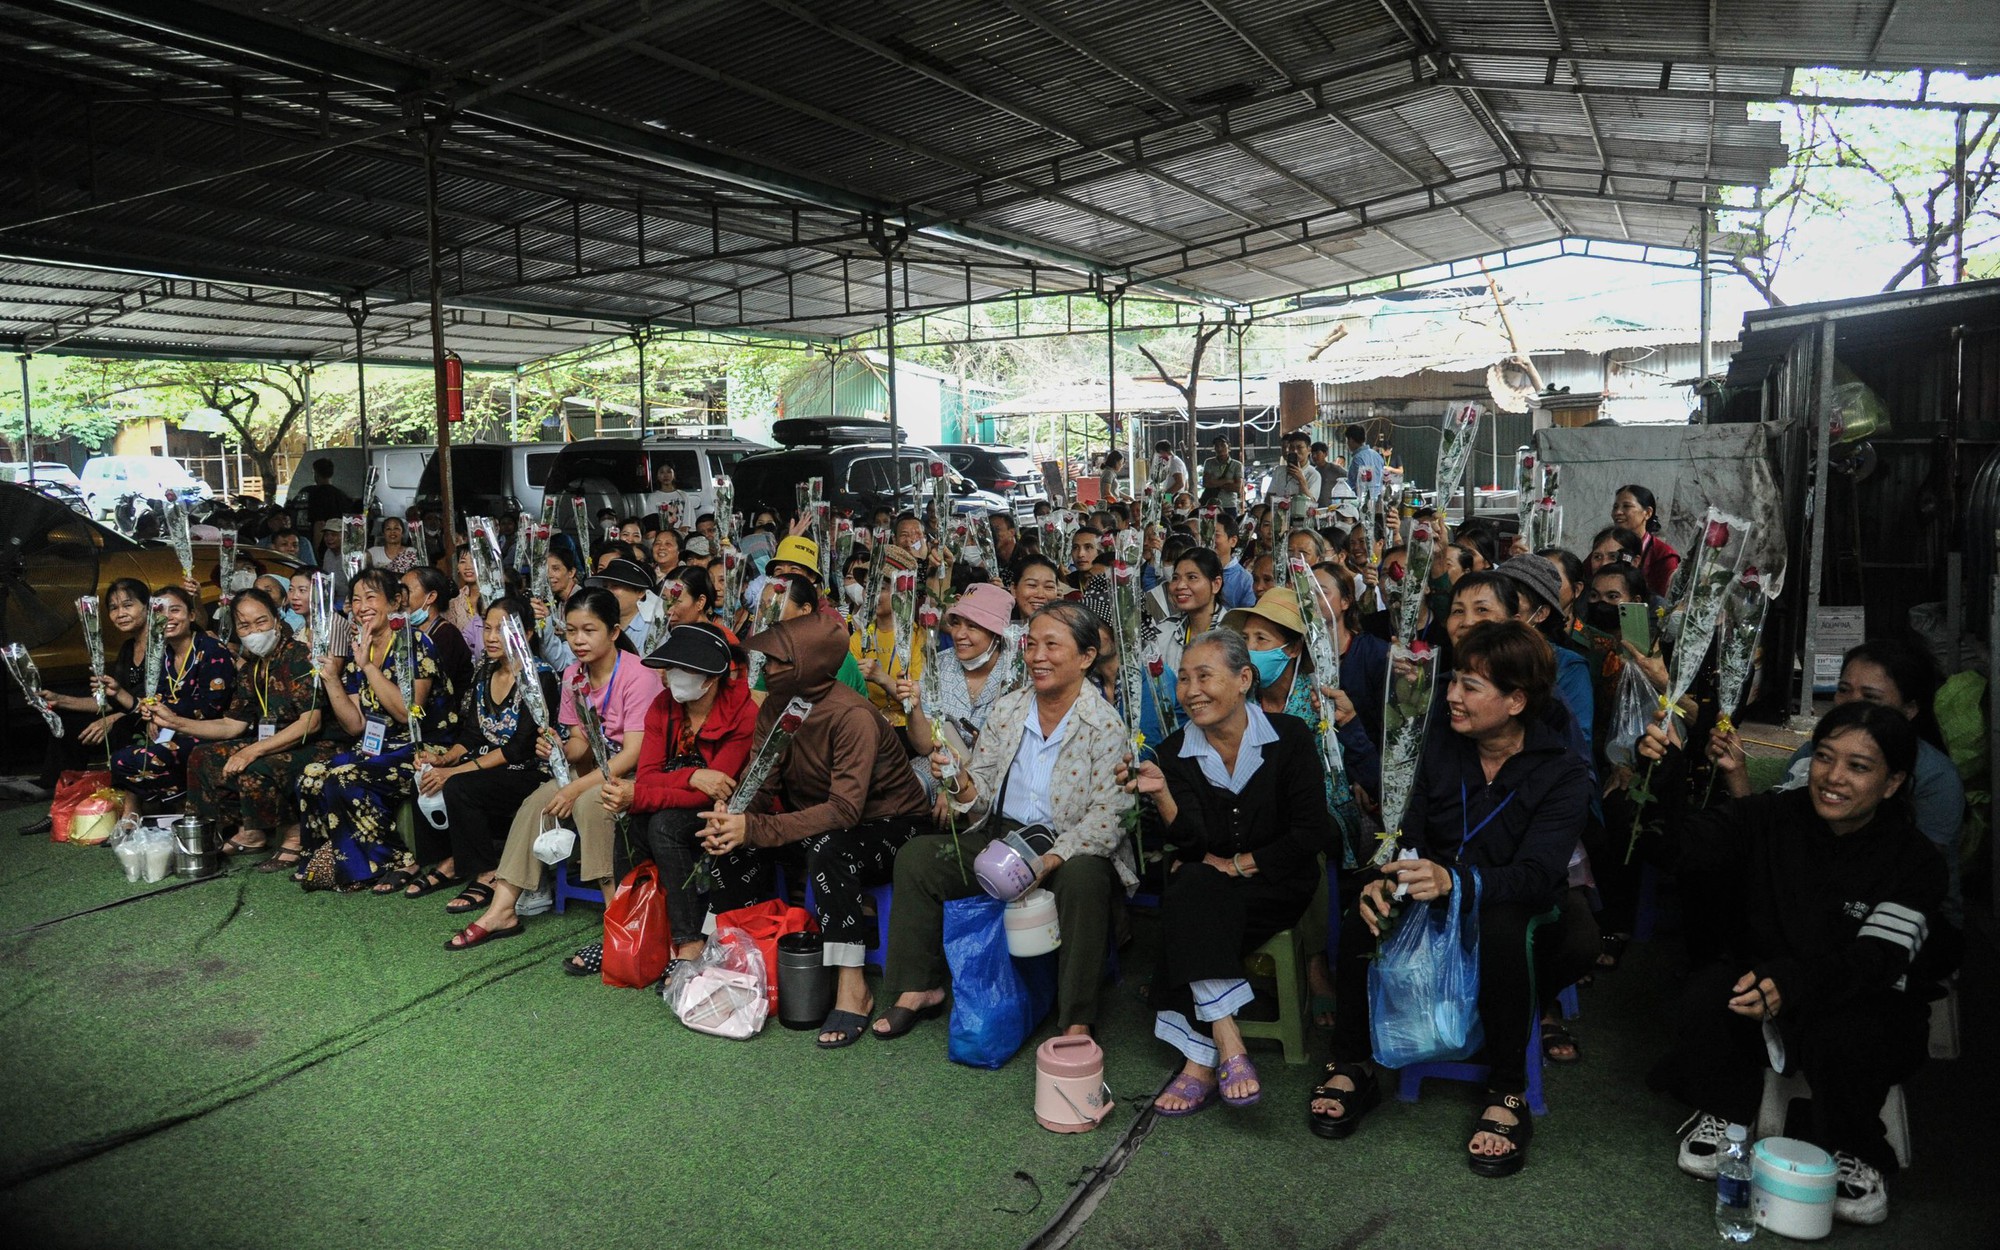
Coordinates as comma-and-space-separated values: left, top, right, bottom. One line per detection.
531, 813, 576, 865
670, 926, 769, 1040
1603, 661, 1662, 768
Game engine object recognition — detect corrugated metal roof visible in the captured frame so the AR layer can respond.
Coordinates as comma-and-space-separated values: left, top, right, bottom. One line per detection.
0, 0, 1989, 364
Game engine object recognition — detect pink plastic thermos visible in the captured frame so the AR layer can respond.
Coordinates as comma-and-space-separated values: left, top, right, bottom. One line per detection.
1034, 1035, 1115, 1132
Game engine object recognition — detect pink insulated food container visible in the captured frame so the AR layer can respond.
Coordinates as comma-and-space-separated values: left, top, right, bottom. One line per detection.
1035, 1035, 1114, 1133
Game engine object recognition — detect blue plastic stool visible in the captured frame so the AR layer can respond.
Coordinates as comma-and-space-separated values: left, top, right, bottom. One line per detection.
1394, 906, 1563, 1117
775, 865, 892, 971
552, 859, 605, 915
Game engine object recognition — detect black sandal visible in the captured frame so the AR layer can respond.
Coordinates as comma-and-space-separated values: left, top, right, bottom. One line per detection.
1540, 1019, 1581, 1064
370, 868, 419, 896
563, 942, 604, 977
1307, 1062, 1380, 1140
1596, 932, 1629, 971
404, 866, 460, 899
871, 1000, 944, 1040
445, 882, 493, 915
1467, 1093, 1534, 1177
257, 846, 303, 874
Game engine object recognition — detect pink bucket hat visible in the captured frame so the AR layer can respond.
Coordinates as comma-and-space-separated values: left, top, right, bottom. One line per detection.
944, 582, 1014, 638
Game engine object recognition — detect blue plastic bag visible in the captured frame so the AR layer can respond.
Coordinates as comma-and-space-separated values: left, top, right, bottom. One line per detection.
943, 895, 1056, 1069
1367, 868, 1484, 1068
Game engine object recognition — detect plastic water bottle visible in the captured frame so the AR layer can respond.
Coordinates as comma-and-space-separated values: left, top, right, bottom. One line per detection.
1714, 1122, 1756, 1242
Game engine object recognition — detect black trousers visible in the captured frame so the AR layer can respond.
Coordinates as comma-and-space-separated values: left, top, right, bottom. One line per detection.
611, 807, 710, 942
436, 767, 544, 875
1332, 893, 1580, 1094
1651, 963, 1927, 1175
1151, 861, 1318, 1040
706, 814, 925, 964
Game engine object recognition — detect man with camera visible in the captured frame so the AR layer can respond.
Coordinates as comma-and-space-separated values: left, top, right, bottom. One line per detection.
1266, 430, 1319, 530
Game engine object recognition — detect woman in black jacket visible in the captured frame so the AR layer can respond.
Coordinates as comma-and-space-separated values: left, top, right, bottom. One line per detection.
406, 596, 560, 910
1314, 621, 1590, 1177
1122, 629, 1333, 1117
1641, 700, 1943, 1227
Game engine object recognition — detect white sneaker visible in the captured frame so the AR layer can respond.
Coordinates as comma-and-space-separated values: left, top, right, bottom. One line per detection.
1833, 1152, 1888, 1225
1677, 1112, 1732, 1179
516, 879, 555, 917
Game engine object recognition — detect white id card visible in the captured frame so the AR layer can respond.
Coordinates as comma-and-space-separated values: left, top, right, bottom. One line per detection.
361, 716, 387, 756
153, 727, 175, 746
257, 720, 277, 742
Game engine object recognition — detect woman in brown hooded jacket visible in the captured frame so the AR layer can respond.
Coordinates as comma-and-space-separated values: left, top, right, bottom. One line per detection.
698, 608, 932, 1047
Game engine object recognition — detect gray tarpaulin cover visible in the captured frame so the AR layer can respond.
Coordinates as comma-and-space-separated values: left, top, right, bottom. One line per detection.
1534, 423, 1789, 599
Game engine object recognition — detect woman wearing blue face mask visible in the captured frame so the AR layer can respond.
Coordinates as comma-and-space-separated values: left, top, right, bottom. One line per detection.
1223, 586, 1380, 804
401, 566, 472, 703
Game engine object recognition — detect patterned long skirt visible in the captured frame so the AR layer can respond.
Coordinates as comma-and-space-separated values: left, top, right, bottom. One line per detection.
110, 736, 196, 806
296, 742, 420, 890
187, 739, 325, 833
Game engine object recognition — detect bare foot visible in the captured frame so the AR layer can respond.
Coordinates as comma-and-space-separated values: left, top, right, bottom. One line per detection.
1469, 1102, 1520, 1158
1153, 1063, 1217, 1112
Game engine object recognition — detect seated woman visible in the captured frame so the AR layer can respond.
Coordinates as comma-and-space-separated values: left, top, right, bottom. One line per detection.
898, 582, 1020, 756
1714, 638, 1966, 928
184, 589, 322, 869
581, 622, 758, 976
104, 584, 237, 823
368, 516, 420, 575
408, 596, 558, 907
448, 588, 658, 949
294, 569, 444, 892
758, 571, 870, 697
533, 538, 583, 670
1120, 630, 1333, 1116
401, 566, 473, 704
875, 603, 1134, 1041
1644, 702, 1943, 1226
696, 609, 932, 1048
1009, 553, 1065, 622
1317, 621, 1589, 1176
662, 563, 731, 634
40, 578, 150, 810
850, 544, 924, 729
1224, 586, 1373, 823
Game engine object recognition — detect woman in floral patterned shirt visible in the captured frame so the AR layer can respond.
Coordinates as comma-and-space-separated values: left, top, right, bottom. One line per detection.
295, 569, 448, 892
184, 588, 322, 867
102, 584, 236, 821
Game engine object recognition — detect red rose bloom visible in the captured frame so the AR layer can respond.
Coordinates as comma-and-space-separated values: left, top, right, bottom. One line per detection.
1705, 520, 1731, 548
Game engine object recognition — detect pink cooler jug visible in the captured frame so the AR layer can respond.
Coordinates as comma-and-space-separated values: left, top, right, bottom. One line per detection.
1034, 1035, 1115, 1133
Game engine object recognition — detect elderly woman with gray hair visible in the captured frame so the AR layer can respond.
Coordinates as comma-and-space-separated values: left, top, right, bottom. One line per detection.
873, 602, 1136, 1041
1120, 628, 1333, 1115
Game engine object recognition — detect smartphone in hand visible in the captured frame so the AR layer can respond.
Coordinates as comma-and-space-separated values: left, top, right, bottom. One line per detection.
1619, 602, 1654, 652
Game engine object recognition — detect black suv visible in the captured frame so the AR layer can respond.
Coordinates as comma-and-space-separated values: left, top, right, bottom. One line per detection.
730, 418, 1007, 522
930, 443, 1046, 516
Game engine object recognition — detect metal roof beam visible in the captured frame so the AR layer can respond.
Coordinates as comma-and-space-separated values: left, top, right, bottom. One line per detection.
14, 0, 1225, 301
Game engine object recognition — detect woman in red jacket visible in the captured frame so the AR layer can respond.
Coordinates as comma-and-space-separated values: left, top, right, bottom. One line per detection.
566, 622, 758, 978
1611, 484, 1680, 598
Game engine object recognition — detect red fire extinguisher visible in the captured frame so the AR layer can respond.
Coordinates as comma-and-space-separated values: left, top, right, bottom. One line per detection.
443, 351, 464, 423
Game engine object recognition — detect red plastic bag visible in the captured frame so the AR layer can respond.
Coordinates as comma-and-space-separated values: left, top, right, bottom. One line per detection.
600, 861, 672, 989
50, 769, 114, 843
712, 899, 817, 1014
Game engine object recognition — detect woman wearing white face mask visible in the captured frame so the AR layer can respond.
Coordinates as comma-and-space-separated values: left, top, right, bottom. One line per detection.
897, 582, 1022, 757
185, 588, 324, 866
569, 622, 758, 977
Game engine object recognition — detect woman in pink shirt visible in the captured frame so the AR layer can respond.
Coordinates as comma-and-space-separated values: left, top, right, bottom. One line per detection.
448, 587, 660, 950
1611, 485, 1681, 599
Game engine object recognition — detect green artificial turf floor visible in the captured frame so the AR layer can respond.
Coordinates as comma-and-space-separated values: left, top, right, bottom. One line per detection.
0, 799, 1990, 1250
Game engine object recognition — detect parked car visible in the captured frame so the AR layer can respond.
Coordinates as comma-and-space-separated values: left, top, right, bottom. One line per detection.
929, 443, 1047, 516
411, 441, 569, 525
0, 462, 89, 515
78, 455, 212, 521
0, 483, 300, 686
731, 418, 1007, 524
540, 429, 769, 537
278, 446, 429, 525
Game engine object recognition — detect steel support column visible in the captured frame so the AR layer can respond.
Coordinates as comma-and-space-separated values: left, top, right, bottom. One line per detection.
1796, 319, 1837, 724
879, 230, 903, 510
17, 355, 32, 475
634, 327, 649, 438
423, 121, 456, 539
347, 301, 369, 462
1698, 204, 1713, 393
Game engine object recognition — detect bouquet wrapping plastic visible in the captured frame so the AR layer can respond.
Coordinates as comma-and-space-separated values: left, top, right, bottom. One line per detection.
163, 493, 195, 583
340, 513, 367, 581
307, 573, 336, 689
498, 614, 570, 786
142, 596, 169, 704
1390, 510, 1438, 653
727, 697, 812, 814
1374, 640, 1439, 869
889, 568, 920, 711
76, 595, 109, 720
1514, 446, 1537, 542
1113, 528, 1147, 750
1434, 403, 1483, 514
389, 612, 422, 745
1713, 567, 1769, 736
2, 642, 62, 736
